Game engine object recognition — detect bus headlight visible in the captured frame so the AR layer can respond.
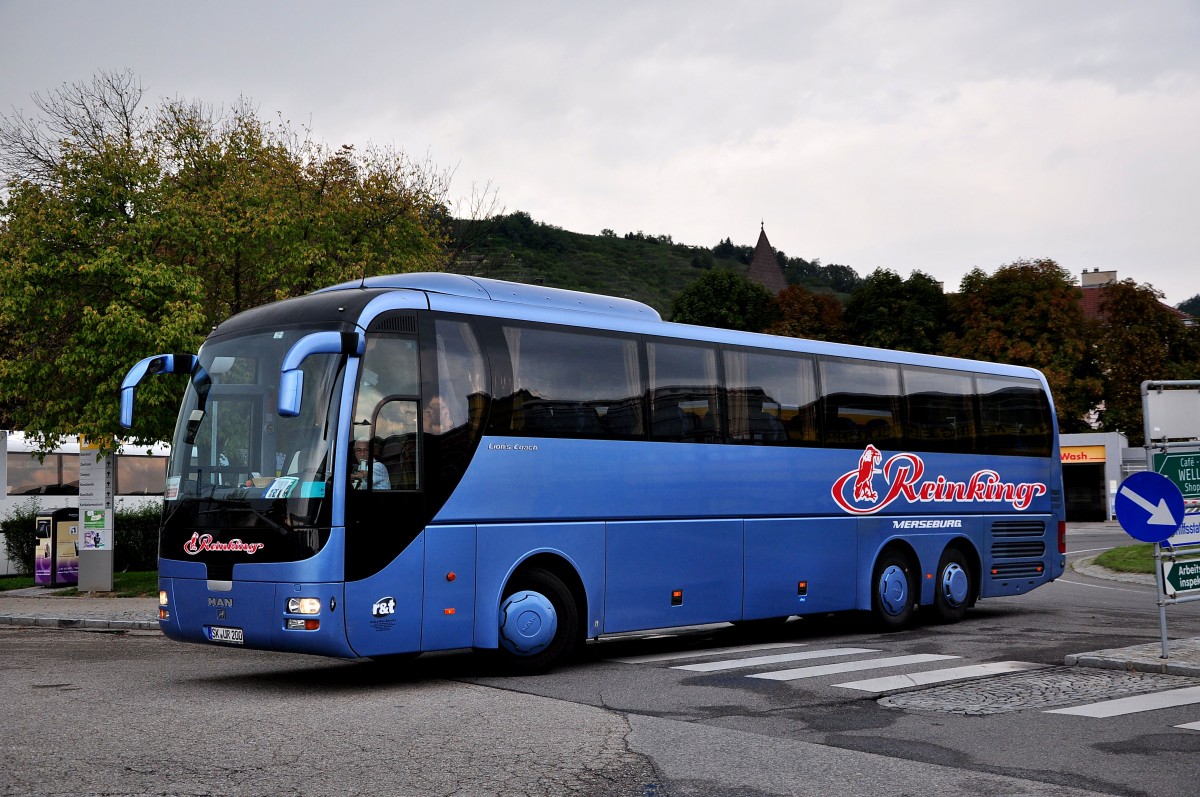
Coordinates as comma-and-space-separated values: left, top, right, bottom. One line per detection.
287, 597, 322, 615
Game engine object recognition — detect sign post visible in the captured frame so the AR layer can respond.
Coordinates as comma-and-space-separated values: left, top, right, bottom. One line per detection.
77, 436, 114, 592
1115, 471, 1185, 659
1138, 380, 1200, 658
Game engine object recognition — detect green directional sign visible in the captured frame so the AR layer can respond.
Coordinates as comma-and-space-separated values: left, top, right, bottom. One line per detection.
1163, 558, 1200, 597
1153, 452, 1200, 499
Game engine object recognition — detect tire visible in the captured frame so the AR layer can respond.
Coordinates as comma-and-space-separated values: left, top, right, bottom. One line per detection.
872, 549, 916, 630
497, 567, 579, 674
933, 547, 973, 623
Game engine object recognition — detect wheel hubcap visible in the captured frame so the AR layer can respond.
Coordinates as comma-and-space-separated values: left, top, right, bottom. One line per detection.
499, 590, 557, 656
878, 564, 909, 616
940, 563, 969, 608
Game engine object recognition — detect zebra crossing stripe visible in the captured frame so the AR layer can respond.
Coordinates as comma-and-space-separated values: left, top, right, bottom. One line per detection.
608, 642, 807, 665
1176, 721, 1200, 731
673, 647, 878, 673
1046, 686, 1200, 718
833, 661, 1048, 692
747, 653, 960, 681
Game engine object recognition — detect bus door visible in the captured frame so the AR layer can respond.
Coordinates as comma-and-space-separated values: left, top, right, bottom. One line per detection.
342, 317, 487, 657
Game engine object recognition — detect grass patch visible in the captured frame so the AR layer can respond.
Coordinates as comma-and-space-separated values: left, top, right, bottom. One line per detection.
0, 575, 35, 591
3, 571, 159, 598
1094, 544, 1155, 575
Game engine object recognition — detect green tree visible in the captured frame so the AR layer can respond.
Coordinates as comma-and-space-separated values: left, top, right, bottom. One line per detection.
844, 269, 949, 353
764, 284, 845, 341
1094, 280, 1200, 445
0, 71, 452, 453
940, 258, 1102, 431
670, 271, 775, 332
1177, 293, 1200, 317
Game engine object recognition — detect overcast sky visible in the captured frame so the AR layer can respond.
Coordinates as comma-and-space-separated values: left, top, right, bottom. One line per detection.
2, 1, 1198, 305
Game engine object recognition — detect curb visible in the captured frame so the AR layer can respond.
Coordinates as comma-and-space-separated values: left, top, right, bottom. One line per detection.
1064, 652, 1200, 678
0, 614, 159, 631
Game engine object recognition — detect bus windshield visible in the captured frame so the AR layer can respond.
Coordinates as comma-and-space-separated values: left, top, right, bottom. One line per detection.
161, 328, 347, 550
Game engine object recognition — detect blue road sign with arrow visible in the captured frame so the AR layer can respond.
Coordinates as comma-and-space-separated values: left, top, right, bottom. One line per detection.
1115, 471, 1185, 543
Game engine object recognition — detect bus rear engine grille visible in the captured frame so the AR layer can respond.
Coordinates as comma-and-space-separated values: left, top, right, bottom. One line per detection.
989, 561, 1046, 579
991, 540, 1047, 559
990, 520, 1047, 539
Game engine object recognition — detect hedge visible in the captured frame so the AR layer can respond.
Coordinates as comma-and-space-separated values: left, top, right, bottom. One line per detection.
1, 500, 162, 574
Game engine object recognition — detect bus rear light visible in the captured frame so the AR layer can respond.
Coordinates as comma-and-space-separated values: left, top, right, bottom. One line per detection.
159, 608, 169, 621
1058, 521, 1067, 555
671, 589, 684, 606
159, 590, 169, 606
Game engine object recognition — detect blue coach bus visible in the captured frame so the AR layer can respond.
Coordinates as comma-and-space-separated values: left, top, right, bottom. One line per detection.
121, 273, 1065, 671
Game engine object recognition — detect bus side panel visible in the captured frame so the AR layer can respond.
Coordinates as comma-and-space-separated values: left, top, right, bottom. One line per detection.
854, 516, 984, 610
421, 525, 477, 651
743, 518, 858, 619
604, 519, 742, 633
473, 522, 605, 651
344, 533, 424, 657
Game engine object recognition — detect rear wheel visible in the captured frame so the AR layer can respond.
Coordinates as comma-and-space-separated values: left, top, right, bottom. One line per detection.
498, 567, 579, 674
933, 547, 973, 623
872, 549, 916, 630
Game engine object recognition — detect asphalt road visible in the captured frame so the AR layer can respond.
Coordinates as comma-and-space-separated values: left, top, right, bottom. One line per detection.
3, 523, 1199, 797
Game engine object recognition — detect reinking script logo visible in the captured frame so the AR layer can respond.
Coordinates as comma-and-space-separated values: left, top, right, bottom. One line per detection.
831, 444, 1047, 516
183, 532, 265, 556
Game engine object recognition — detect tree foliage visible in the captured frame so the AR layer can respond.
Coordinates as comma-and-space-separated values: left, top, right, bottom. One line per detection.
843, 269, 949, 353
669, 271, 775, 332
0, 70, 453, 452
940, 258, 1102, 431
1093, 280, 1200, 444
1177, 293, 1200, 318
764, 284, 845, 341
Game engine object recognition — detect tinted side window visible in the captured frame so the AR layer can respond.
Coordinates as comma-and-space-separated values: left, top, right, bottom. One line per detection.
6, 453, 79, 495
903, 366, 976, 453
819, 358, 904, 449
647, 340, 722, 443
977, 375, 1052, 457
115, 455, 167, 496
354, 334, 421, 492
495, 325, 643, 439
724, 348, 818, 445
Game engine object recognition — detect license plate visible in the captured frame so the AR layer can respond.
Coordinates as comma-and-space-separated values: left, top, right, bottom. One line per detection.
208, 625, 244, 645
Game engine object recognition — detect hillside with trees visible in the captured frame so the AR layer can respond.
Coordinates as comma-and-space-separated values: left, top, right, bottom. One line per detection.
448, 212, 860, 314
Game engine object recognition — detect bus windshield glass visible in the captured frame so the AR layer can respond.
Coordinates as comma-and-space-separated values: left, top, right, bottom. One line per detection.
162, 328, 347, 540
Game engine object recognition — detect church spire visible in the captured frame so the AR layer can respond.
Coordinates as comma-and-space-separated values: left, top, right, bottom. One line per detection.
746, 224, 787, 295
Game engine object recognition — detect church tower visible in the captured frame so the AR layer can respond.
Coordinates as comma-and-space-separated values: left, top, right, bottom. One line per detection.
745, 223, 788, 295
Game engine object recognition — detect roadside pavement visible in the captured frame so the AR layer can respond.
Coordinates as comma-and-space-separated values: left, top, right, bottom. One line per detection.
2, 556, 1199, 677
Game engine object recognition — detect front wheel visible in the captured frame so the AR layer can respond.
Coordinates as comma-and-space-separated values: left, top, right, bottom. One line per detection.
498, 567, 579, 674
872, 549, 916, 630
933, 547, 973, 623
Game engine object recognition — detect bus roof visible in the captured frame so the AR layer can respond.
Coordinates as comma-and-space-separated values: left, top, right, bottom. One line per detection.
317, 273, 662, 323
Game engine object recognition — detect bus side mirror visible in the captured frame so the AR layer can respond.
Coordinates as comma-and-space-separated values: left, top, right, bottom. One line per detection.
278, 331, 364, 417
120, 354, 198, 428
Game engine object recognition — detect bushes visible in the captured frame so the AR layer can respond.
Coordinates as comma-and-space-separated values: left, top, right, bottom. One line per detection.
0, 500, 163, 575
0, 499, 42, 575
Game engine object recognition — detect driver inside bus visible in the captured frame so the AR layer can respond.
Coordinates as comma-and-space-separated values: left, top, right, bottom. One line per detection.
351, 437, 389, 490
